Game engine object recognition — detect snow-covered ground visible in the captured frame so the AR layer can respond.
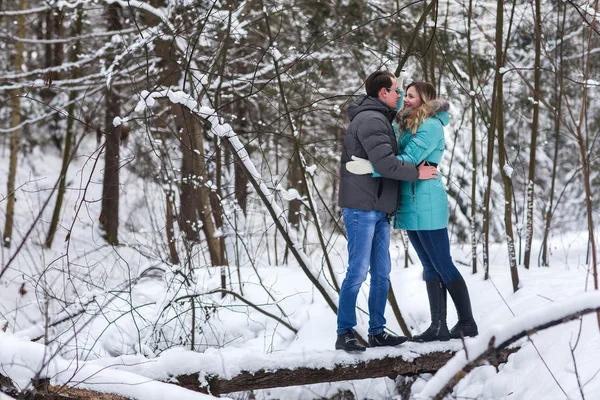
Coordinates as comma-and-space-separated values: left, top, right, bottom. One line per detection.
1, 138, 599, 399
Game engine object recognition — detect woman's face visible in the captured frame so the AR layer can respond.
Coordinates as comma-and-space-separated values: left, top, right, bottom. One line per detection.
404, 86, 422, 109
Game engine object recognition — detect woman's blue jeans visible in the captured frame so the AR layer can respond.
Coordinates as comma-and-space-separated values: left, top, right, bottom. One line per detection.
407, 228, 463, 284
337, 208, 391, 335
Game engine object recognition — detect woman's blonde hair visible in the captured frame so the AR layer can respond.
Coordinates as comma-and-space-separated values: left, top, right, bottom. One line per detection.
396, 81, 437, 134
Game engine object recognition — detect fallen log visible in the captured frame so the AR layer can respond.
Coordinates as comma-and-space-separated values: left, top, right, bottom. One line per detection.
174, 347, 519, 395
1, 343, 519, 399
1, 383, 130, 400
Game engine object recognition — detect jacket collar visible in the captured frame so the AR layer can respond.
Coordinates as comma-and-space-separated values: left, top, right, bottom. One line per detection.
348, 95, 396, 122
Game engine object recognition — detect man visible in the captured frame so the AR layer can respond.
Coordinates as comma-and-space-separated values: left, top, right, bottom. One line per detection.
336, 70, 435, 352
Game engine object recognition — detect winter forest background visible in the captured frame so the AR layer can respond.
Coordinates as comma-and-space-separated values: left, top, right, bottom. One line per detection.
1, 0, 600, 399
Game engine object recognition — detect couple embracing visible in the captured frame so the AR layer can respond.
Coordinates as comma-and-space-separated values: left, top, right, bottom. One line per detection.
336, 70, 478, 352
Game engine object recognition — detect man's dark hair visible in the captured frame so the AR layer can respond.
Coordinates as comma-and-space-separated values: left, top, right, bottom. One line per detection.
364, 70, 396, 97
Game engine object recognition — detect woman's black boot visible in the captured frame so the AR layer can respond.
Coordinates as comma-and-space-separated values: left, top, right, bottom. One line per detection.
413, 281, 450, 342
446, 278, 478, 338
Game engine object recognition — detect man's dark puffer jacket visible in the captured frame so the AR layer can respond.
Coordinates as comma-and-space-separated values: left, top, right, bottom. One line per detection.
339, 95, 418, 215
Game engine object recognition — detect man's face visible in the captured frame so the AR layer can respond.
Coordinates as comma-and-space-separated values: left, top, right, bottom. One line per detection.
379, 78, 401, 109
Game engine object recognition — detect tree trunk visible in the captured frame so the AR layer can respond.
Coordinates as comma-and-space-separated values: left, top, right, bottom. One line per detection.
194, 128, 226, 267
100, 3, 123, 245
574, 1, 599, 329
492, 0, 519, 292
165, 190, 180, 264
45, 5, 83, 248
209, 144, 229, 294
387, 285, 412, 339
1, 381, 131, 400
174, 348, 517, 396
428, 1, 437, 87
497, 95, 519, 293
467, 0, 478, 274
3, 0, 26, 248
481, 33, 499, 280
1, 348, 517, 399
41, 8, 64, 147
234, 158, 249, 214
401, 230, 412, 269
541, 5, 565, 267
175, 108, 226, 267
523, 0, 542, 269
178, 130, 200, 242
211, 4, 234, 294
286, 149, 304, 230
231, 99, 251, 217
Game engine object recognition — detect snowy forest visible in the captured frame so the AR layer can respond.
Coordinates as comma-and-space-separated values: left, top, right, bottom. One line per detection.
1, 0, 600, 399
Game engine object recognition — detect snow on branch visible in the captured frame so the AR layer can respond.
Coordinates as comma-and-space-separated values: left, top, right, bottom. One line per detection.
1, 27, 139, 44
176, 348, 517, 395
132, 90, 341, 316
417, 291, 600, 400
84, 341, 516, 395
0, 331, 225, 400
196, 105, 342, 313
0, 5, 52, 16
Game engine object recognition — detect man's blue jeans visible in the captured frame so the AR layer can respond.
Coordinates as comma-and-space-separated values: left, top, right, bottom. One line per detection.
337, 208, 391, 335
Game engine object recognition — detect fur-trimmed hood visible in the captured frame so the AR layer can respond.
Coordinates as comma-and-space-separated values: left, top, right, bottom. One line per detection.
396, 98, 450, 131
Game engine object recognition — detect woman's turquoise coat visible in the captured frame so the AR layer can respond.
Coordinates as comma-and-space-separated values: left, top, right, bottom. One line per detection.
392, 101, 450, 231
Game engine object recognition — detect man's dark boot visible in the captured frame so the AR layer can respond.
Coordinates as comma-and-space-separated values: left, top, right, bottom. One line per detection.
368, 332, 407, 347
413, 280, 450, 342
335, 332, 366, 352
446, 278, 478, 338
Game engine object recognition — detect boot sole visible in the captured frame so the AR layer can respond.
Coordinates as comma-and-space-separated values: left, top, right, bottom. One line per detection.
450, 333, 478, 339
412, 337, 450, 343
368, 340, 408, 347
335, 347, 366, 353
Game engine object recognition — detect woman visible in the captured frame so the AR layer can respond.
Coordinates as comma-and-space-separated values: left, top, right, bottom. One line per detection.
346, 81, 478, 342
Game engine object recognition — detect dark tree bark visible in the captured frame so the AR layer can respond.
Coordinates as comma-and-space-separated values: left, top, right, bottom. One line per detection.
100, 3, 123, 245
235, 158, 249, 214
3, 0, 26, 248
178, 135, 200, 241
286, 149, 305, 229
231, 101, 251, 216
175, 108, 227, 267
2, 348, 518, 400
388, 285, 412, 339
467, 0, 478, 274
193, 125, 227, 267
1, 378, 130, 400
541, 5, 566, 267
45, 5, 83, 248
572, 0, 599, 328
493, 0, 519, 292
523, 0, 542, 269
174, 348, 517, 395
497, 95, 519, 293
165, 190, 180, 264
